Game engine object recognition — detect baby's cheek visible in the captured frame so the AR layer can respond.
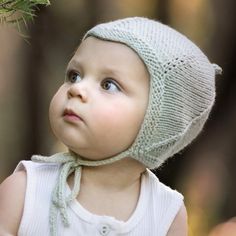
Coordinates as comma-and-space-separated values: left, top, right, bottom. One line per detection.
49, 90, 66, 130
50, 88, 67, 114
49, 96, 60, 121
96, 106, 127, 128
94, 105, 139, 143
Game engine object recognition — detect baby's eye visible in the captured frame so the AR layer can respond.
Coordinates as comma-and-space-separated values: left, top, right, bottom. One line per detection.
66, 71, 82, 83
101, 79, 121, 92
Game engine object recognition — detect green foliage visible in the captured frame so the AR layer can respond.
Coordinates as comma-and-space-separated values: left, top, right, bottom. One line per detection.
0, 0, 50, 33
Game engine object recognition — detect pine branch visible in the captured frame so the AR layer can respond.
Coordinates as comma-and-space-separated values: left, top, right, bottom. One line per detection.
0, 0, 50, 34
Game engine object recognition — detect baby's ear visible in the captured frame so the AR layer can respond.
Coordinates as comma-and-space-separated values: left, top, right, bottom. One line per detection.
0, 171, 27, 234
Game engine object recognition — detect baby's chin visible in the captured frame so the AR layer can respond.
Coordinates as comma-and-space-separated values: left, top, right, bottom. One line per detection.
68, 148, 117, 161
66, 141, 133, 161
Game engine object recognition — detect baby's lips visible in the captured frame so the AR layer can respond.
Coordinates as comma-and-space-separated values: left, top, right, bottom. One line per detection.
63, 108, 84, 121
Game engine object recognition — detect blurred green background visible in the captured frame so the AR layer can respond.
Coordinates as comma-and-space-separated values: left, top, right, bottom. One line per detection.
0, 0, 236, 235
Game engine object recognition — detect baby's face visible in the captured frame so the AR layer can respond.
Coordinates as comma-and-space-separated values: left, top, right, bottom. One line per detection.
49, 37, 149, 160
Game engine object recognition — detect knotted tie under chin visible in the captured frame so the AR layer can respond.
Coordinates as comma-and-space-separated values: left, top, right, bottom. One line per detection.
32, 151, 127, 236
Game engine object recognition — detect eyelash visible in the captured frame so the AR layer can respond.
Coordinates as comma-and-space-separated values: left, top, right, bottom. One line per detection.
101, 78, 121, 92
66, 70, 81, 83
65, 70, 122, 93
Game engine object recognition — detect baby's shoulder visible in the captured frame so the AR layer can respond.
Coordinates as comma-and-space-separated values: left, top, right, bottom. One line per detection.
145, 169, 183, 200
143, 170, 185, 235
15, 158, 61, 192
16, 159, 60, 172
0, 171, 26, 235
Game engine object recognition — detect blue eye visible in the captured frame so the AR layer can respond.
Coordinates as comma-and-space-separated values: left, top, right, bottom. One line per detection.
101, 79, 121, 92
67, 71, 82, 83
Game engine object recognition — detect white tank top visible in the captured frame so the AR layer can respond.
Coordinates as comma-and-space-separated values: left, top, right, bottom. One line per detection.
15, 160, 183, 236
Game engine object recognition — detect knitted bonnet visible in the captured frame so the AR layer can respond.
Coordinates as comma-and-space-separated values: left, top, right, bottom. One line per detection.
32, 17, 222, 235
83, 17, 222, 169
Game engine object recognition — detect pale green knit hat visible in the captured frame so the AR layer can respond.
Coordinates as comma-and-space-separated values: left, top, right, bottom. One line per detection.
83, 17, 222, 169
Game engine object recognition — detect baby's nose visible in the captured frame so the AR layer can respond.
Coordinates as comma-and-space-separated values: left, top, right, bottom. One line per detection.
67, 82, 88, 102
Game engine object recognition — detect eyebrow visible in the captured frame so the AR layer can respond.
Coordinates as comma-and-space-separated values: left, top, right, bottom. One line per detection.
66, 59, 125, 79
101, 66, 124, 77
66, 59, 81, 72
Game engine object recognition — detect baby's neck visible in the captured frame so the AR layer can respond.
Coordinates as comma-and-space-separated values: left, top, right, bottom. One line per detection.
67, 158, 146, 221
69, 157, 146, 191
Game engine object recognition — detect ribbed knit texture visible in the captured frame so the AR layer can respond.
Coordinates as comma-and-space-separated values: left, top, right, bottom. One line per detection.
16, 160, 183, 236
31, 17, 222, 234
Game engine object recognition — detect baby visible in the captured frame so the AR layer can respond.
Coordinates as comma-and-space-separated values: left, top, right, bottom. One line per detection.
0, 17, 221, 236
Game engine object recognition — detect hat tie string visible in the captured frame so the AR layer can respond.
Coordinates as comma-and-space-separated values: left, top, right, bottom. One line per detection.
32, 151, 127, 236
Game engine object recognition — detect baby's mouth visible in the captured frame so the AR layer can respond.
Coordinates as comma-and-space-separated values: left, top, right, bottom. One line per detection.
63, 108, 83, 122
